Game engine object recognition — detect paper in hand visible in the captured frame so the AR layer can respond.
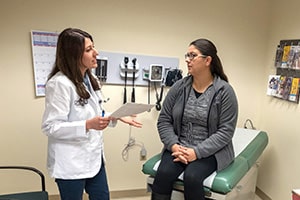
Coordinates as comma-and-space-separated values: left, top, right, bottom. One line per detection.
110, 103, 155, 118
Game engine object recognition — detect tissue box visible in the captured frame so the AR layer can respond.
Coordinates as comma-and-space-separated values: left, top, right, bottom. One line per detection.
293, 189, 300, 200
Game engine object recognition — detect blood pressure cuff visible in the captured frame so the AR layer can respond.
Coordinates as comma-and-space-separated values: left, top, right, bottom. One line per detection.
165, 69, 182, 87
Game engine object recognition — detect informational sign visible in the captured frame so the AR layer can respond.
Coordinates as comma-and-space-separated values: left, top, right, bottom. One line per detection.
31, 30, 59, 96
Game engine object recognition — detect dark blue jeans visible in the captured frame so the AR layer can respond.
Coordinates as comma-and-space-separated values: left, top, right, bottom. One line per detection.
55, 160, 109, 200
152, 150, 217, 200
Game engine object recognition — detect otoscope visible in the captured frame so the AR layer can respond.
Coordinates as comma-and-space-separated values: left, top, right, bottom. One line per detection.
123, 57, 129, 104
131, 58, 137, 103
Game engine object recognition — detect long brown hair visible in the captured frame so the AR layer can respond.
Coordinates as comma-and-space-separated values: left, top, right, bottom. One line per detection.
190, 38, 228, 82
48, 28, 100, 104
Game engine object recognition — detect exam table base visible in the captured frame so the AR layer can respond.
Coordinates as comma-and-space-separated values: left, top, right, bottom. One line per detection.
146, 163, 258, 200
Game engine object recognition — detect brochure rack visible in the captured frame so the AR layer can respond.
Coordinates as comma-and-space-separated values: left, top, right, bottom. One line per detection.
267, 39, 300, 104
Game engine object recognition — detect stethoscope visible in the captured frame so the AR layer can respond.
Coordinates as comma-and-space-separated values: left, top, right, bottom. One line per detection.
83, 74, 110, 116
95, 89, 109, 117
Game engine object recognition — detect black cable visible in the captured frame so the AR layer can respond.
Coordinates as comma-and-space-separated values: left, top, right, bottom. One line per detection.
148, 80, 151, 105
131, 58, 137, 103
155, 82, 164, 111
243, 119, 256, 129
123, 57, 129, 104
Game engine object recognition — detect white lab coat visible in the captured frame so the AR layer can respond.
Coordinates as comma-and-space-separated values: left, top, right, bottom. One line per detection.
41, 71, 109, 179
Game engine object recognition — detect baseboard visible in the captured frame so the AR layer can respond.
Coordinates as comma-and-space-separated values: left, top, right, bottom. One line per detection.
110, 188, 150, 198
49, 188, 150, 200
256, 187, 272, 200
50, 187, 269, 200
49, 195, 60, 200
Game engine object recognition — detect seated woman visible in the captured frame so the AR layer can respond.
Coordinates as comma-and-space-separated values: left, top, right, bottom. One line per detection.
151, 38, 238, 200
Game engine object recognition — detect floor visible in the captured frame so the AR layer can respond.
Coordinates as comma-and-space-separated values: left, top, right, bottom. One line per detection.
111, 196, 149, 200
111, 195, 263, 200
68, 192, 263, 200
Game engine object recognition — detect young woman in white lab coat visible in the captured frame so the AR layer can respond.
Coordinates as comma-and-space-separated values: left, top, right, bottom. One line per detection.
41, 28, 142, 200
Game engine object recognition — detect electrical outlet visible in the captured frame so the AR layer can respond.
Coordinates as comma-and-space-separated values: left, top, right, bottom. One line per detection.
140, 154, 147, 161
140, 147, 147, 161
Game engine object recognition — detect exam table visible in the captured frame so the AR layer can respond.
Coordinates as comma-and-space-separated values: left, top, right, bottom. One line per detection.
142, 128, 268, 200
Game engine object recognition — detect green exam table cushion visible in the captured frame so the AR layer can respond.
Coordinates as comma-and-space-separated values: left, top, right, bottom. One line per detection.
142, 130, 268, 194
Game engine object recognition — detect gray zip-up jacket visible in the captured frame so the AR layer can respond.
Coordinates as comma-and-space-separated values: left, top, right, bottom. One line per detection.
157, 75, 238, 171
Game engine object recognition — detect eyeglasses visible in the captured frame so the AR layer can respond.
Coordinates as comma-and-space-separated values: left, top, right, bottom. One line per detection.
184, 53, 207, 60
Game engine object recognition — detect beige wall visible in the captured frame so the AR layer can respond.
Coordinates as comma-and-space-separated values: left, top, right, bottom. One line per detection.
0, 0, 297, 199
259, 0, 300, 199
